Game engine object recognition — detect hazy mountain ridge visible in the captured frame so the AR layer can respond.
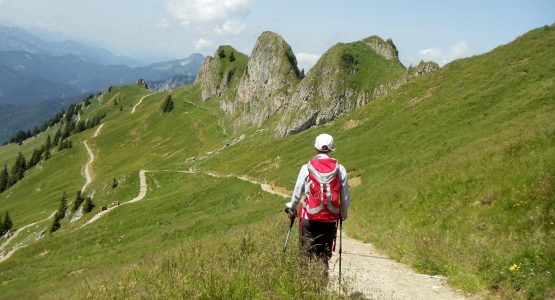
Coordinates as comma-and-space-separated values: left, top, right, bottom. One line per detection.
0, 26, 204, 142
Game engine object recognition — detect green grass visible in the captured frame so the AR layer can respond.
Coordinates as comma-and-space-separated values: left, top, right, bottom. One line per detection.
192, 25, 555, 298
1, 25, 554, 299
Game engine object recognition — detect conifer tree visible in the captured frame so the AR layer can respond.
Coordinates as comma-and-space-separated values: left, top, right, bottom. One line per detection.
53, 127, 62, 147
112, 178, 118, 189
57, 192, 68, 219
0, 215, 3, 236
161, 94, 174, 113
83, 196, 94, 213
50, 192, 67, 233
2, 211, 12, 233
10, 152, 26, 183
43, 147, 51, 161
46, 135, 52, 149
49, 217, 61, 233
72, 191, 84, 212
0, 165, 8, 192
230, 51, 235, 62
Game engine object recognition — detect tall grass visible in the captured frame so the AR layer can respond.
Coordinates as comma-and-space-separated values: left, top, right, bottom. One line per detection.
51, 217, 340, 299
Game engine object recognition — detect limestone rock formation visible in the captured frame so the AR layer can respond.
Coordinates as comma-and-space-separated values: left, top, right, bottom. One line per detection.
195, 45, 247, 102
226, 31, 301, 126
409, 61, 440, 77
275, 37, 406, 136
137, 78, 148, 89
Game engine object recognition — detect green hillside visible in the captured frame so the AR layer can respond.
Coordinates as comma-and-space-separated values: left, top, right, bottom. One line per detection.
0, 25, 554, 299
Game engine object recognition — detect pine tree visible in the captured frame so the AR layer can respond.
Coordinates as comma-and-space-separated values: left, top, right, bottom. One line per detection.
43, 147, 51, 161
46, 135, 52, 149
51, 192, 67, 233
53, 127, 61, 147
83, 196, 94, 213
161, 94, 174, 113
112, 178, 118, 189
57, 192, 68, 219
0, 165, 8, 192
2, 211, 13, 233
218, 48, 226, 58
49, 217, 61, 233
10, 152, 26, 183
72, 191, 84, 212
230, 51, 235, 62
0, 214, 4, 236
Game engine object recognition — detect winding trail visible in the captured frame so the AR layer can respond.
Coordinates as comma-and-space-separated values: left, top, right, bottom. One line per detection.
94, 123, 105, 137
81, 141, 94, 193
0, 211, 56, 264
78, 170, 148, 229
131, 93, 153, 114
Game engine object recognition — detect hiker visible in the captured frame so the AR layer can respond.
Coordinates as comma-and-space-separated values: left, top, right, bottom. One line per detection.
284, 133, 350, 274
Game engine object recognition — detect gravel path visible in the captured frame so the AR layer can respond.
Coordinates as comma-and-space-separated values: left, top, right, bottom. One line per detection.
199, 168, 468, 299
131, 93, 153, 114
81, 140, 94, 193
78, 170, 148, 229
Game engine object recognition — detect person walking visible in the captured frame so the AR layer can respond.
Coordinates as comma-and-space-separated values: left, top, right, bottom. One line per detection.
284, 133, 350, 275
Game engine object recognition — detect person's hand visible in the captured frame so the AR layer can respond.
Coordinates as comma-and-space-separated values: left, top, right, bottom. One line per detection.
284, 207, 297, 220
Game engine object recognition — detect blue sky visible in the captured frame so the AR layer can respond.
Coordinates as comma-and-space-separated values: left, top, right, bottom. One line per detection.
0, 0, 552, 69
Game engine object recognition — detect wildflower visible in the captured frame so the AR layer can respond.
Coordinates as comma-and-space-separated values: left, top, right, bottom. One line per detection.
509, 264, 519, 271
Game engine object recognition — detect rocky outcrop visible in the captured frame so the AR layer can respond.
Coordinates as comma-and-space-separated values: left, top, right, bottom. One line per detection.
194, 32, 417, 137
195, 45, 246, 102
147, 74, 196, 92
223, 31, 301, 126
363, 36, 399, 62
195, 55, 222, 100
275, 37, 406, 136
409, 61, 440, 77
137, 78, 148, 89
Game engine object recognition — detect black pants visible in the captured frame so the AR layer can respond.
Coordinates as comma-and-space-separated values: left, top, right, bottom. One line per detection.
300, 219, 338, 266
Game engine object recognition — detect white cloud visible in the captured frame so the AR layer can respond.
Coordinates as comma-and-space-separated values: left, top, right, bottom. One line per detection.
296, 52, 321, 72
194, 37, 213, 50
166, 0, 251, 36
417, 41, 470, 66
155, 18, 170, 29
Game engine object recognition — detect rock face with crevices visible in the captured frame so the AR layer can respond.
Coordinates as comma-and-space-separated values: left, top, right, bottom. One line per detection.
194, 32, 439, 136
275, 36, 407, 136
230, 31, 301, 126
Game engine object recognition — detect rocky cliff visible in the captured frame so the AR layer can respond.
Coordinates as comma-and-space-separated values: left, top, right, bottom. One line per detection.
228, 31, 301, 126
195, 45, 247, 102
275, 36, 407, 136
194, 33, 439, 137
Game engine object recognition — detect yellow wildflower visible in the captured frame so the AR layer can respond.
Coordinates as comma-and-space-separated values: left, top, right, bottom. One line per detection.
509, 264, 519, 271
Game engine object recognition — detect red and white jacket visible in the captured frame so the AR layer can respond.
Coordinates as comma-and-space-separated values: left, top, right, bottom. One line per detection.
285, 154, 350, 221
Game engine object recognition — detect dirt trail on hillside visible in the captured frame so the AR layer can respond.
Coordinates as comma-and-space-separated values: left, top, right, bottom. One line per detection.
131, 93, 153, 114
94, 123, 105, 137
0, 211, 56, 263
81, 140, 95, 193
78, 170, 148, 229
189, 169, 467, 299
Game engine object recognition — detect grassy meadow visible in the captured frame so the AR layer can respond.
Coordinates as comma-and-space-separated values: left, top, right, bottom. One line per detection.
0, 25, 553, 299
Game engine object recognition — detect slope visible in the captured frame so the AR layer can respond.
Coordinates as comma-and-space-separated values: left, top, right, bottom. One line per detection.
0, 25, 553, 299
191, 25, 555, 298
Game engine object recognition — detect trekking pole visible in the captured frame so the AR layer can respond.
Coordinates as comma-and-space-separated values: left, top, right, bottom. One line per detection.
283, 216, 295, 252
339, 218, 343, 289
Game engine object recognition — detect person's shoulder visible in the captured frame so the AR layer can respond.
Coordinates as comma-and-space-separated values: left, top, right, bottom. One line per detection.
337, 163, 347, 174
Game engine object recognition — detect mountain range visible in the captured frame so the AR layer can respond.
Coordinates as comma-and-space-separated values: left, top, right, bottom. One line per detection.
0, 26, 203, 142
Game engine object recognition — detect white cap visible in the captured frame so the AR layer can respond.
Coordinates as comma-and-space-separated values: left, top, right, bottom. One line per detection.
314, 133, 334, 152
